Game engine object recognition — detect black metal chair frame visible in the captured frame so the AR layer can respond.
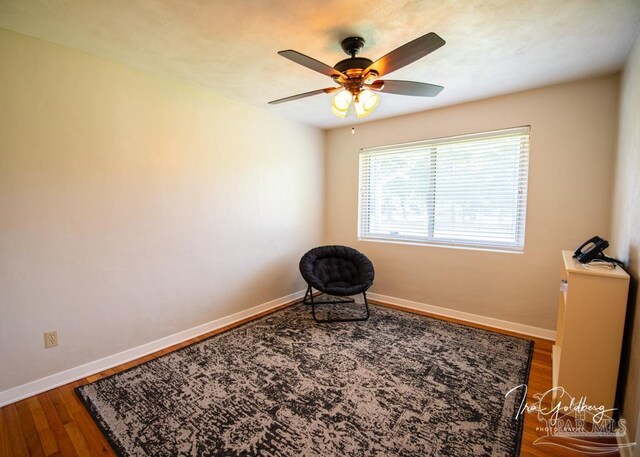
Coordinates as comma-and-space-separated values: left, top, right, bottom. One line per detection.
303, 286, 370, 323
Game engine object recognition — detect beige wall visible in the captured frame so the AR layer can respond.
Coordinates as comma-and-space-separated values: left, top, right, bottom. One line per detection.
611, 30, 640, 450
325, 75, 619, 330
0, 29, 324, 392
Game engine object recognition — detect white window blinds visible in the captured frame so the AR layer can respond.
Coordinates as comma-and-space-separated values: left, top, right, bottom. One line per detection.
359, 127, 530, 251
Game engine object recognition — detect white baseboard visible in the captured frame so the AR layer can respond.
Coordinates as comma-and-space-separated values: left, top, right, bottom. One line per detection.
0, 289, 305, 407
368, 292, 556, 341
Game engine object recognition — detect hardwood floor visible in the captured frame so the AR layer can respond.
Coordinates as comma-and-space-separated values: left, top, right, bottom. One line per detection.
0, 300, 622, 456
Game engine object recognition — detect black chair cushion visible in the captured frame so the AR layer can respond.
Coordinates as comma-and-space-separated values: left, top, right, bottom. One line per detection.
299, 245, 375, 296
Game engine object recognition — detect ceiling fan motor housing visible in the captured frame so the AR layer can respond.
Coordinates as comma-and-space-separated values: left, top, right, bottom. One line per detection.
334, 57, 373, 74
334, 36, 378, 92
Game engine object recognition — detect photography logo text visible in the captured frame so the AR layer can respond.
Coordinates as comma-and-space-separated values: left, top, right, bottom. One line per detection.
506, 385, 635, 454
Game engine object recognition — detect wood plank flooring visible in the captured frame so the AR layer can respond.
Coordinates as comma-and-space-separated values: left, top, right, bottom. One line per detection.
0, 300, 622, 456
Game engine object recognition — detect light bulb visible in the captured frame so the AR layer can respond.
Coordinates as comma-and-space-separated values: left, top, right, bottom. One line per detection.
331, 90, 353, 118
354, 89, 379, 118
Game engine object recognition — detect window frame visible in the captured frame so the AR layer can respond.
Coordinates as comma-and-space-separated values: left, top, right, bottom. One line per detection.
357, 126, 530, 253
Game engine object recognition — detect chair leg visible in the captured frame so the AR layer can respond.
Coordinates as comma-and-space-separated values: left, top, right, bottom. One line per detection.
362, 291, 370, 320
310, 289, 319, 322
303, 285, 312, 305
302, 286, 321, 322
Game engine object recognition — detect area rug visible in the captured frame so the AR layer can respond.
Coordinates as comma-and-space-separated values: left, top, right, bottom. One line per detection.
76, 300, 533, 456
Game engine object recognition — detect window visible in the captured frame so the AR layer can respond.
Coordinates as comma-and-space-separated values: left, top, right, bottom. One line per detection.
358, 127, 530, 251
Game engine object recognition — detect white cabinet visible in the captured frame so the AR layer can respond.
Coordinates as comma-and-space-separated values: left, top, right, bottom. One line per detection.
553, 251, 629, 413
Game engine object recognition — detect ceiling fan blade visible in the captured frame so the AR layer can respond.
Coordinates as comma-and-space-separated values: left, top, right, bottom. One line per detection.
268, 87, 342, 105
368, 80, 444, 97
278, 50, 346, 79
364, 32, 445, 77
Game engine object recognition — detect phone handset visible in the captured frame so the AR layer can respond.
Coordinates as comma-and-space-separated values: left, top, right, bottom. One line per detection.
573, 236, 610, 264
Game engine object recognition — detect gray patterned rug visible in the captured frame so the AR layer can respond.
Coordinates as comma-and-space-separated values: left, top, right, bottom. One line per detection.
76, 300, 533, 456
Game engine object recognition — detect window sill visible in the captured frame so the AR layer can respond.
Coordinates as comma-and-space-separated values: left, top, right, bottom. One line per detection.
358, 236, 524, 254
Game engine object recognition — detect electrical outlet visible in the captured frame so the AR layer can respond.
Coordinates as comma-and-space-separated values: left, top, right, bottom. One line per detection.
44, 330, 58, 348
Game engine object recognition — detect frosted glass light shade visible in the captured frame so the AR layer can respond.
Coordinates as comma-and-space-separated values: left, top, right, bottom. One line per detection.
331, 90, 353, 118
354, 89, 379, 118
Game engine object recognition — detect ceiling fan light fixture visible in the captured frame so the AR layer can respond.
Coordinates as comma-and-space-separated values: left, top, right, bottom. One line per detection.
331, 90, 353, 118
354, 89, 379, 118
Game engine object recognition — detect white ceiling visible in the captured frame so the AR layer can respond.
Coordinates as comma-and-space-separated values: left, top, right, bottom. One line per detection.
1, 0, 639, 129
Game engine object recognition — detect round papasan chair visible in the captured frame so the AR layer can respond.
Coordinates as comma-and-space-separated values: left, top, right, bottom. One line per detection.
299, 245, 375, 323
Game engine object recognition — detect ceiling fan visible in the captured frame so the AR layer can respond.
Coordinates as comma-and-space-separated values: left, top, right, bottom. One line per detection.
268, 32, 446, 119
